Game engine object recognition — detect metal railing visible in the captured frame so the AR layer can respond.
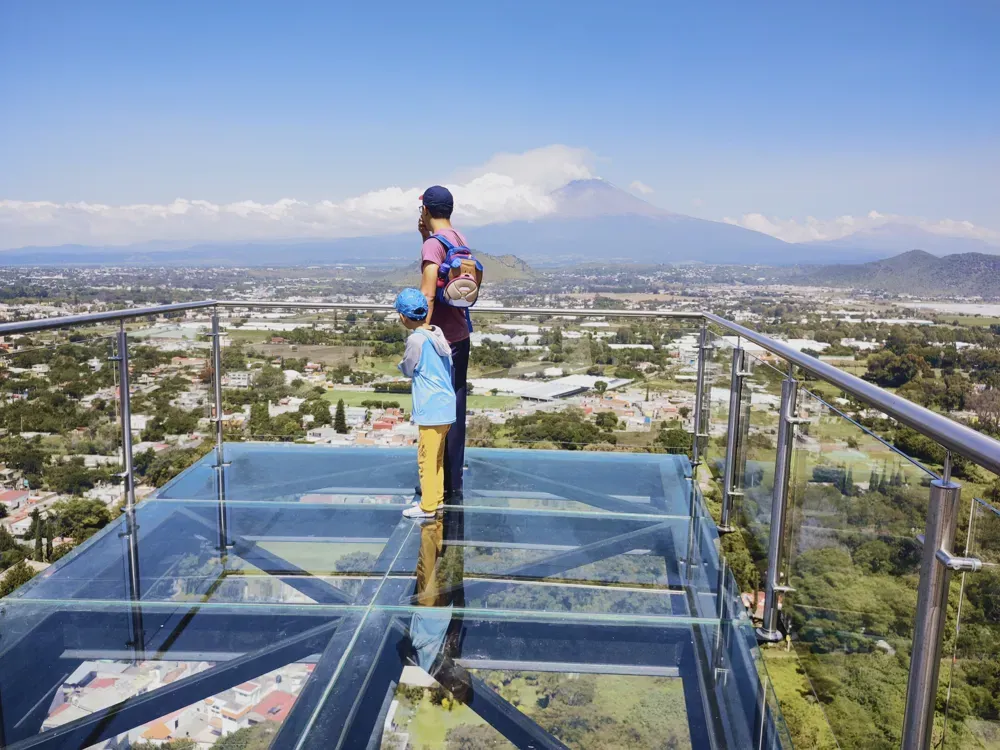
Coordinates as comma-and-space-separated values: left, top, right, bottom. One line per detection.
3, 299, 999, 750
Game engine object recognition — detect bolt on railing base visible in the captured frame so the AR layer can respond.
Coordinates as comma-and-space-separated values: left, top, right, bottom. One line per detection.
755, 627, 784, 644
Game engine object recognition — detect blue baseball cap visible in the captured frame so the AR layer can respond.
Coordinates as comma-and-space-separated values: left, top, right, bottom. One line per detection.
420, 185, 453, 216
394, 288, 429, 321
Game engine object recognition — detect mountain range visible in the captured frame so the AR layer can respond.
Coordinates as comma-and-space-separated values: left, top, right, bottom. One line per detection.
1, 179, 995, 267
795, 249, 1000, 298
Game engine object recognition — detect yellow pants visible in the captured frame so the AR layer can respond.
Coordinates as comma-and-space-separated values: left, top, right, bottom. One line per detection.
417, 424, 450, 512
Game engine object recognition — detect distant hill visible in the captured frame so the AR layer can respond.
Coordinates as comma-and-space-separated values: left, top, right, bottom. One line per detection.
380, 251, 532, 285
797, 249, 1000, 298
803, 223, 1000, 257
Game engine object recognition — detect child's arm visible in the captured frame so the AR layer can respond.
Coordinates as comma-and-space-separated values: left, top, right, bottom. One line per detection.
398, 334, 421, 378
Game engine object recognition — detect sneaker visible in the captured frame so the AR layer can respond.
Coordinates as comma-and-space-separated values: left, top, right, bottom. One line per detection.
408, 498, 444, 512
403, 505, 438, 520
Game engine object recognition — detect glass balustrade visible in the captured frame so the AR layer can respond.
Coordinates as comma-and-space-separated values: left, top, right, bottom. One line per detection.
3, 302, 1000, 750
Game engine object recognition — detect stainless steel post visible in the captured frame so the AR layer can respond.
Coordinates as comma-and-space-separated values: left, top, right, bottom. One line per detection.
756, 376, 799, 643
210, 309, 229, 552
114, 325, 144, 661
116, 325, 136, 511
901, 478, 963, 750
211, 309, 224, 459
691, 323, 710, 467
720, 346, 746, 534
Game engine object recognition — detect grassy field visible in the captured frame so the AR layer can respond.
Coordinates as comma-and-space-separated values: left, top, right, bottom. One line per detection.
321, 388, 520, 411
397, 693, 496, 748
762, 649, 839, 749
939, 315, 1000, 327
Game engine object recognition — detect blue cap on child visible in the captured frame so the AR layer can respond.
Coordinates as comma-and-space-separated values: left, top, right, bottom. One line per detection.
394, 288, 429, 321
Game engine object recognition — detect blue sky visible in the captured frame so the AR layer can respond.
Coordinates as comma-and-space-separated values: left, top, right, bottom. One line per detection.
1, 0, 998, 247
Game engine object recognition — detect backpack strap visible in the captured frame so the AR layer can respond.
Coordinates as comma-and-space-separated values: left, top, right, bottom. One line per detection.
430, 233, 456, 251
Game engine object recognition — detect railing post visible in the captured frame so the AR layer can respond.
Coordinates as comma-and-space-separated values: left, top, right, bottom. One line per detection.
902, 477, 963, 750
113, 323, 144, 662
210, 308, 230, 552
116, 324, 136, 512
720, 346, 747, 534
756, 376, 799, 643
691, 322, 710, 467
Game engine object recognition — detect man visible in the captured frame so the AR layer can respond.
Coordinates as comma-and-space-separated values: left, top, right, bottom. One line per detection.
417, 185, 470, 498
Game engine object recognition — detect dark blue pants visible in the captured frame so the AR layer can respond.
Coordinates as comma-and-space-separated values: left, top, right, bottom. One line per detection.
444, 337, 470, 494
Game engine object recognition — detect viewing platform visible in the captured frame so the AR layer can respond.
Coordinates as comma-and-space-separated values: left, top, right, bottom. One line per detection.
0, 445, 783, 749
0, 300, 997, 749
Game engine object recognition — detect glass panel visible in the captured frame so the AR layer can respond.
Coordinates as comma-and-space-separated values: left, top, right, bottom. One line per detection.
773, 388, 937, 749
0, 441, 788, 748
734, 352, 786, 587
704, 332, 735, 474
0, 599, 366, 747
296, 610, 786, 749
15, 499, 407, 606
156, 443, 692, 516
942, 495, 1000, 748
0, 331, 128, 577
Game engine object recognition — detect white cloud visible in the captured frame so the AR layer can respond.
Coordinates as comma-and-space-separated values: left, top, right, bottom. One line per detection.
722, 212, 1000, 245
0, 145, 596, 250
629, 181, 654, 195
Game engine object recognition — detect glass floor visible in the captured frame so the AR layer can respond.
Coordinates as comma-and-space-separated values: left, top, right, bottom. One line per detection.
0, 444, 787, 749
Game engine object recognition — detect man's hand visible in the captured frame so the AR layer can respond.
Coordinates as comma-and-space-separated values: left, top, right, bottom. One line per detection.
418, 212, 432, 242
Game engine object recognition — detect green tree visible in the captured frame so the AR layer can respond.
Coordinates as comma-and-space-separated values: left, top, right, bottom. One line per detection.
864, 351, 929, 388
50, 498, 112, 542
505, 408, 611, 450
131, 740, 197, 750
254, 365, 286, 391
593, 381, 608, 395
656, 423, 692, 453
44, 457, 100, 496
302, 399, 332, 427
0, 560, 34, 597
32, 509, 42, 560
594, 411, 618, 431
249, 402, 270, 436
334, 399, 348, 434
213, 723, 277, 749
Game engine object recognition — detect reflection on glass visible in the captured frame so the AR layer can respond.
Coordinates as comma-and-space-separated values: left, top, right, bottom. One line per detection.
770, 389, 934, 749
942, 495, 1000, 748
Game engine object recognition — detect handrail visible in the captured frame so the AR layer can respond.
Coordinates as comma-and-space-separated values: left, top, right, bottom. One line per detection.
217, 301, 702, 319
705, 312, 1000, 476
0, 300, 219, 336
0, 298, 997, 476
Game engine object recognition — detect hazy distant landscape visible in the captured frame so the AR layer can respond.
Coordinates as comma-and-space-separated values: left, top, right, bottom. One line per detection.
6, 180, 998, 274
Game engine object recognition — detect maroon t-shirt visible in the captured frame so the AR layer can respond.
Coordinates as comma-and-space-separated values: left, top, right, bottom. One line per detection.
421, 228, 471, 343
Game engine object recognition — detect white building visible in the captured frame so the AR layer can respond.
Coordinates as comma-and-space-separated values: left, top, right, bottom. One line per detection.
225, 371, 254, 388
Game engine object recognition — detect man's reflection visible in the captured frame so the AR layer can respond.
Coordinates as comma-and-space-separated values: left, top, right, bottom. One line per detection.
404, 512, 471, 701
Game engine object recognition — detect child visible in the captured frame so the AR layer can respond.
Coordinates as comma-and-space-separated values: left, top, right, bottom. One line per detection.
394, 288, 457, 519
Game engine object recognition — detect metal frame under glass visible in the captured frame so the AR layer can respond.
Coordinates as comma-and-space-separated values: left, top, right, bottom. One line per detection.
1, 444, 786, 749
